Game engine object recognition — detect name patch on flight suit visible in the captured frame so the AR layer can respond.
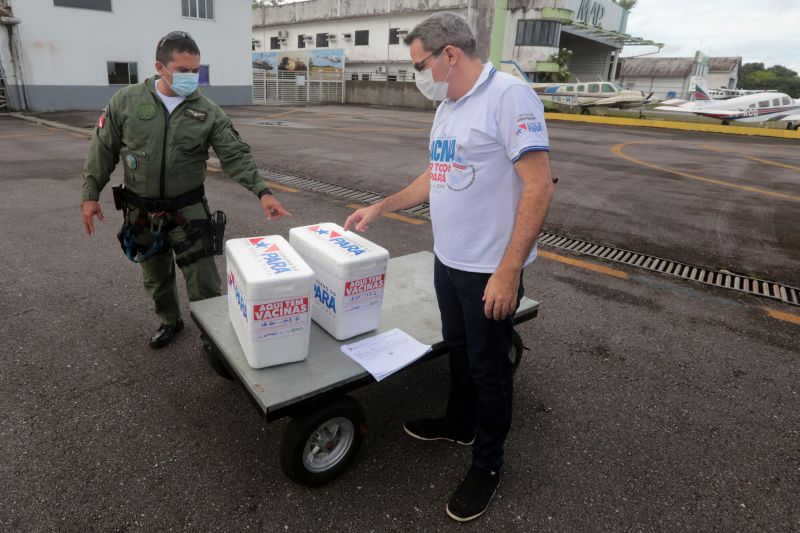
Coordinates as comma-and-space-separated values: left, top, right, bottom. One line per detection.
185, 108, 208, 122
135, 103, 156, 120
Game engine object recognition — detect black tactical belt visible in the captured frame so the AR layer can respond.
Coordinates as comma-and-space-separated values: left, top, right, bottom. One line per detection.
114, 185, 206, 213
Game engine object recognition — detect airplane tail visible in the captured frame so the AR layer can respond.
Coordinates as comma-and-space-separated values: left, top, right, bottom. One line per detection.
689, 76, 712, 103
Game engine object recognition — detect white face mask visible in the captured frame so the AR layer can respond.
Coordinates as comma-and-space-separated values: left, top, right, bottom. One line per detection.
415, 52, 453, 101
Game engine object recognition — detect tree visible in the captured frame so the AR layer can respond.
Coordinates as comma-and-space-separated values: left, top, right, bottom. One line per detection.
739, 62, 800, 97
547, 48, 573, 83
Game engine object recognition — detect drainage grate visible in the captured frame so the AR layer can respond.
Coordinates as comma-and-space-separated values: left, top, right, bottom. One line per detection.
259, 168, 799, 307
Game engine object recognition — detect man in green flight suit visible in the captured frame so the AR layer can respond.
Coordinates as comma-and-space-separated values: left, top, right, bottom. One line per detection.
81, 31, 290, 349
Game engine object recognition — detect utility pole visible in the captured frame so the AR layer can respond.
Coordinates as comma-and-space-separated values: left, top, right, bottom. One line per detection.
467, 0, 495, 62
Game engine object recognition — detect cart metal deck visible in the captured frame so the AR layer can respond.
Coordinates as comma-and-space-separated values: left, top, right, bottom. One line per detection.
190, 251, 539, 485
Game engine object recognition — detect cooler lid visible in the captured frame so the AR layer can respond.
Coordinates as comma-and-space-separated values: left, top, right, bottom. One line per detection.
289, 223, 389, 266
226, 235, 314, 285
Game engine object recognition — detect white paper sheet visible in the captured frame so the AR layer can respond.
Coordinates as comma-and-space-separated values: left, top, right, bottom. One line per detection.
340, 328, 432, 381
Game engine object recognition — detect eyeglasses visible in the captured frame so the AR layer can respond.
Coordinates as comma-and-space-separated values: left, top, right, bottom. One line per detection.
158, 31, 195, 49
412, 45, 447, 72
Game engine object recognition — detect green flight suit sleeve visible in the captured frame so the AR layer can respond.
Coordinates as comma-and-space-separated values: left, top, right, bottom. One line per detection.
81, 95, 123, 201
209, 111, 271, 198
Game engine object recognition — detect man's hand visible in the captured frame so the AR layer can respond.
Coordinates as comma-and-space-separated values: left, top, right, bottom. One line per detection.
483, 266, 521, 320
344, 203, 383, 232
81, 200, 105, 236
260, 194, 292, 221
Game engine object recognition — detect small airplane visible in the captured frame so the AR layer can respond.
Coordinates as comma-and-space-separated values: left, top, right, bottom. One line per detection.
532, 81, 658, 116
655, 77, 800, 130
316, 54, 342, 63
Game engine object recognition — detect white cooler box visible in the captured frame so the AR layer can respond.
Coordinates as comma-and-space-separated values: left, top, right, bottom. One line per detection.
225, 235, 315, 368
289, 223, 389, 340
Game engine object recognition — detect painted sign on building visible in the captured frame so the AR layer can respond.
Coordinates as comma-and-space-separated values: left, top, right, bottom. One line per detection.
252, 49, 345, 73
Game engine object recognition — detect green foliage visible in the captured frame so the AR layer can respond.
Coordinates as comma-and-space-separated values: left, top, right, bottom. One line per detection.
547, 48, 573, 83
615, 0, 638, 9
739, 62, 800, 97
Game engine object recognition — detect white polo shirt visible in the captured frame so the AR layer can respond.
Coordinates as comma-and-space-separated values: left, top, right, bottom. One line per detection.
428, 62, 550, 273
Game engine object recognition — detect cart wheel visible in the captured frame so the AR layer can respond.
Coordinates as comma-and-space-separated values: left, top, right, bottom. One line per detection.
280, 396, 366, 486
203, 341, 233, 380
509, 330, 524, 373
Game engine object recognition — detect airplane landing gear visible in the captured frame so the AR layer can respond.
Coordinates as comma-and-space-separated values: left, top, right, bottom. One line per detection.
581, 108, 590, 115
721, 120, 731, 126
787, 122, 798, 131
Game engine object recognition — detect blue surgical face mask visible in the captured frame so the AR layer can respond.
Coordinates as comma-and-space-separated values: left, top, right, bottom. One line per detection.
161, 65, 199, 96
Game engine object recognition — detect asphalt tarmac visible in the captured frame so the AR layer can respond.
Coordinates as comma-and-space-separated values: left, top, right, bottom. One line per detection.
1, 109, 798, 531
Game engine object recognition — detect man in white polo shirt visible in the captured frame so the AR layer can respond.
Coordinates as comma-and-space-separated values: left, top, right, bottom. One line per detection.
344, 12, 553, 522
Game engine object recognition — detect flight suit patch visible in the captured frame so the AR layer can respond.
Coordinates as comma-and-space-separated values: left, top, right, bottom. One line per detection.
185, 108, 208, 122
135, 103, 156, 120
125, 153, 138, 170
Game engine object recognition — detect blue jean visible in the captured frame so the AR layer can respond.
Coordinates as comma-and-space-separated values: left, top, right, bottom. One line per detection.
434, 255, 524, 472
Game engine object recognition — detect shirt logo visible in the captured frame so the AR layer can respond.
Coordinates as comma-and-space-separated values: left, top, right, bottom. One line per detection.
135, 103, 156, 120
185, 108, 208, 122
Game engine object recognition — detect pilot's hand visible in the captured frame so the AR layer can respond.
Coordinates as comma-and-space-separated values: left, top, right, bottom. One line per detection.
344, 203, 382, 232
81, 200, 105, 236
260, 193, 292, 221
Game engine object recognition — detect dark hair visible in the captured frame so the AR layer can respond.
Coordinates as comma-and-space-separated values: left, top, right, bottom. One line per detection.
403, 13, 476, 57
156, 31, 200, 65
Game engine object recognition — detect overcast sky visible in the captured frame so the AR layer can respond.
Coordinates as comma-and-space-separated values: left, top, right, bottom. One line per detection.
622, 0, 800, 73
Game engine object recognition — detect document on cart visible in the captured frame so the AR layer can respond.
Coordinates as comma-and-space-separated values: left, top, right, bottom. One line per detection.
341, 328, 432, 381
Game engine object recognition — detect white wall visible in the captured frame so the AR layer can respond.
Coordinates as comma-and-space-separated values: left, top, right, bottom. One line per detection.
619, 75, 688, 99
10, 0, 252, 88
252, 10, 466, 73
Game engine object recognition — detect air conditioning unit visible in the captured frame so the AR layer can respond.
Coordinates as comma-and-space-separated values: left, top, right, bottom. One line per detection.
397, 29, 409, 35
277, 29, 289, 38
342, 33, 352, 39
303, 35, 313, 41
376, 66, 385, 74
327, 33, 337, 39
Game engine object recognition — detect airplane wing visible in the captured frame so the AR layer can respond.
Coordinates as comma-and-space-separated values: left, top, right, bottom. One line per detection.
584, 96, 648, 108
779, 113, 800, 122
654, 105, 744, 119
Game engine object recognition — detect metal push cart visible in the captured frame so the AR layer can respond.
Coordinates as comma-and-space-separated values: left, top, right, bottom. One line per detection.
190, 251, 539, 486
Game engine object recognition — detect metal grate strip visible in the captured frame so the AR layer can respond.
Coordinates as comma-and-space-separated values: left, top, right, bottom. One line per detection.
258, 167, 799, 308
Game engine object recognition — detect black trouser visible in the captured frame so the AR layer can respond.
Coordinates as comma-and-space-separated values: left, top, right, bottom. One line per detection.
434, 255, 523, 472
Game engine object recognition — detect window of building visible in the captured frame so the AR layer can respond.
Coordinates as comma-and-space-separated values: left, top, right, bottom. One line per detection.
758, 100, 769, 108
298, 35, 306, 49
782, 96, 791, 105
54, 0, 111, 10
389, 28, 400, 45
252, 39, 260, 51
355, 30, 369, 46
602, 83, 615, 93
107, 62, 138, 85
270, 37, 280, 50
772, 97, 781, 106
181, 0, 214, 20
316, 33, 329, 48
199, 65, 209, 85
515, 20, 561, 48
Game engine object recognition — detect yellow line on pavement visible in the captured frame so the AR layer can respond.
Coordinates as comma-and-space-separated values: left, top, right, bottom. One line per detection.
538, 250, 629, 279
0, 132, 53, 140
347, 204, 426, 225
742, 154, 800, 172
267, 181, 300, 193
545, 112, 800, 139
764, 308, 800, 326
611, 141, 800, 203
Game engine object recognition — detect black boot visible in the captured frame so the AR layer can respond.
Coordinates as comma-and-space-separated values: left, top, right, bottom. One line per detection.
149, 320, 184, 349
